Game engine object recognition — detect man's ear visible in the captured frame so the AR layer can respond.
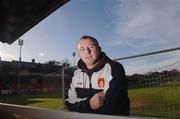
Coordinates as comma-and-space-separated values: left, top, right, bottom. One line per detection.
99, 47, 101, 52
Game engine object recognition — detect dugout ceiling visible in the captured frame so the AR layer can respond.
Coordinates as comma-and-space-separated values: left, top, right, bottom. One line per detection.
0, 0, 69, 44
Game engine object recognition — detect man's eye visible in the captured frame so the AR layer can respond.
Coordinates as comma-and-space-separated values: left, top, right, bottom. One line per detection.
80, 48, 85, 51
89, 46, 95, 49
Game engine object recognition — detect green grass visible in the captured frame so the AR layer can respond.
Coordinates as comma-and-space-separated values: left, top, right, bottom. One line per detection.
128, 85, 180, 118
0, 91, 64, 109
27, 98, 63, 109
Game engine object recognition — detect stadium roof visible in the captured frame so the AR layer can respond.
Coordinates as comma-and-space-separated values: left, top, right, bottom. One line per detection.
0, 0, 69, 45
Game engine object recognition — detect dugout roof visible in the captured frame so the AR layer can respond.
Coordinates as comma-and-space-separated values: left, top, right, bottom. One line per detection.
0, 0, 69, 44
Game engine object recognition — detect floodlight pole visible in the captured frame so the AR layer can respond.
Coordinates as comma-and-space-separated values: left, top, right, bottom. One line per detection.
18, 39, 23, 90
72, 52, 76, 66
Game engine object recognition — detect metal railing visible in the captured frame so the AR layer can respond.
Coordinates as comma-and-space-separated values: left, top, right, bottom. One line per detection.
0, 103, 168, 119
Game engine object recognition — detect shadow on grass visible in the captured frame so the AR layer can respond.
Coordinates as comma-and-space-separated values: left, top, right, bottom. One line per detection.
0, 92, 61, 106
25, 99, 45, 105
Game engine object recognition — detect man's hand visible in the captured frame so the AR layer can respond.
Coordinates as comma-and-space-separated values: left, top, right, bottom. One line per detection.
90, 92, 105, 110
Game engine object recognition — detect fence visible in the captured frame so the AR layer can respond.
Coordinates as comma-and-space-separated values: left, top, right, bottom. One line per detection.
118, 47, 180, 118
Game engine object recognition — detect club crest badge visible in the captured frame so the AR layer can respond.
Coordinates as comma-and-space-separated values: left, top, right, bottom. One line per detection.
97, 78, 105, 89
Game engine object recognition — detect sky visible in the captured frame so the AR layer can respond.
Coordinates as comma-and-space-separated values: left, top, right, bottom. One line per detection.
0, 0, 180, 75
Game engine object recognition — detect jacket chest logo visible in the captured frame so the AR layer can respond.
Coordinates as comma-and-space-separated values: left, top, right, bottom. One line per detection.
97, 78, 105, 89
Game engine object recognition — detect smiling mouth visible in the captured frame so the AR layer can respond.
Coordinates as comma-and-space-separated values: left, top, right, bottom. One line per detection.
85, 55, 92, 58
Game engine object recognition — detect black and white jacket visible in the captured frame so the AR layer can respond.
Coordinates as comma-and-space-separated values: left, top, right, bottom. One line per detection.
65, 52, 130, 115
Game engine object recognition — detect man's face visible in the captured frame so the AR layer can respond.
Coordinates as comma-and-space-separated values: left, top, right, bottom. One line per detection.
78, 38, 101, 67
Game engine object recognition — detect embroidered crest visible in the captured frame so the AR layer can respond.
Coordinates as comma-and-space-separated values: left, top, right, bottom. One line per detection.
97, 78, 105, 89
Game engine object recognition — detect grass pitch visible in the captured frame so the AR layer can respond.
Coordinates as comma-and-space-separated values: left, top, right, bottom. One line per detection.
129, 85, 180, 118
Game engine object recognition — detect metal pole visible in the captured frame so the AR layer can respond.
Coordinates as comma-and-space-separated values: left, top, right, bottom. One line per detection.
61, 68, 65, 108
113, 47, 180, 61
61, 66, 76, 109
72, 52, 76, 66
18, 39, 23, 91
18, 45, 21, 89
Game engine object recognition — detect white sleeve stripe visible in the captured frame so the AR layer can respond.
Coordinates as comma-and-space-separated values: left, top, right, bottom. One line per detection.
66, 97, 87, 104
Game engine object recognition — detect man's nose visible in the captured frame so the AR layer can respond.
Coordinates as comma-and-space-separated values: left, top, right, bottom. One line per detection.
85, 48, 91, 54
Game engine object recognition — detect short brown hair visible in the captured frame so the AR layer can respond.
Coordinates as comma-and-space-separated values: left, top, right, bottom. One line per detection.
80, 35, 99, 47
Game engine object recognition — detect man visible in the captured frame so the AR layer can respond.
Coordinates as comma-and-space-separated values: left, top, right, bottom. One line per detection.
65, 35, 130, 115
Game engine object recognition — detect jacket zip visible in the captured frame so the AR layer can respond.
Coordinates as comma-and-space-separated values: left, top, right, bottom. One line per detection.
88, 74, 92, 89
